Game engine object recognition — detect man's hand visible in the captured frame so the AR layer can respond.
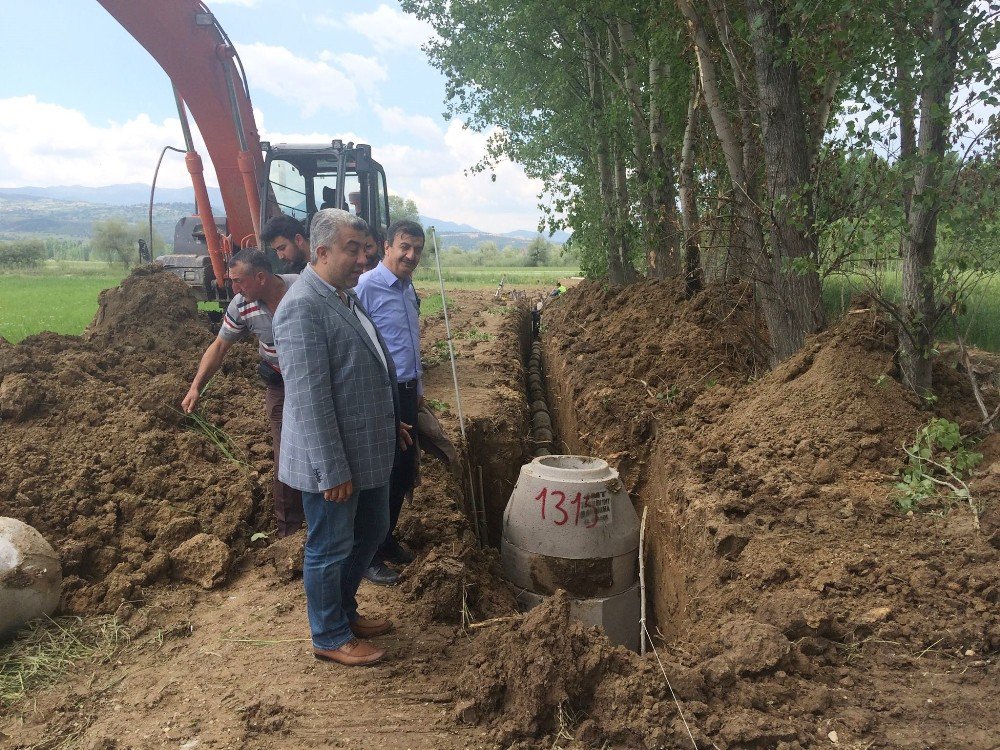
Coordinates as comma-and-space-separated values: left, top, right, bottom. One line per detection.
398, 421, 414, 451
181, 386, 200, 414
323, 479, 354, 502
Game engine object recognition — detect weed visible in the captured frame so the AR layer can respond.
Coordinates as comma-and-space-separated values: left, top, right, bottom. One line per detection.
183, 409, 251, 472
250, 531, 269, 542
426, 398, 449, 412
457, 329, 495, 342
656, 384, 680, 402
422, 339, 453, 368
893, 418, 983, 524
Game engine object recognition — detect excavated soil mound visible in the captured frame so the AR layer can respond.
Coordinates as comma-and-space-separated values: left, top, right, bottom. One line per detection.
399, 458, 518, 624
542, 279, 763, 490
534, 281, 1000, 748
1, 272, 523, 633
0, 268, 270, 615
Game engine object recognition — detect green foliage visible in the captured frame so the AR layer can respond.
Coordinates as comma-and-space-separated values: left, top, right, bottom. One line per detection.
184, 410, 251, 472
0, 239, 46, 268
893, 418, 982, 513
0, 615, 129, 708
388, 194, 421, 224
90, 219, 164, 270
456, 329, 494, 342
426, 398, 449, 412
525, 235, 552, 267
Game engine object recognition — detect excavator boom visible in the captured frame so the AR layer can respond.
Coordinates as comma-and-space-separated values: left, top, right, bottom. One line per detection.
97, 0, 262, 253
94, 0, 391, 302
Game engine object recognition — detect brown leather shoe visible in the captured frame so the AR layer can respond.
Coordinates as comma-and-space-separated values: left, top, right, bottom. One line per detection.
350, 616, 394, 638
313, 638, 385, 666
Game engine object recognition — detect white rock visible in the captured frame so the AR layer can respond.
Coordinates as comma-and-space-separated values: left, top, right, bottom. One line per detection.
0, 517, 62, 636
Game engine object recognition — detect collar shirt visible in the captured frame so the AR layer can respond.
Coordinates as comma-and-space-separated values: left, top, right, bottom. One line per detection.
355, 262, 423, 395
218, 273, 299, 369
311, 268, 389, 373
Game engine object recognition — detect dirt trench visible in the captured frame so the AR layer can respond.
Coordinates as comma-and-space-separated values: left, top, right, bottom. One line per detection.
525, 279, 1000, 749
7, 271, 1000, 750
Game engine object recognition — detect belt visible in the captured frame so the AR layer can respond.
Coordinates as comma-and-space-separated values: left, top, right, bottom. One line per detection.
398, 379, 419, 390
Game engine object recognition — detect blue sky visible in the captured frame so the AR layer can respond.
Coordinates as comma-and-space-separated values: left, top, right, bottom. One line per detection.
0, 0, 546, 233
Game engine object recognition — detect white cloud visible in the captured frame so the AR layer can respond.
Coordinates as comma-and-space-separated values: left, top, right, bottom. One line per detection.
0, 96, 208, 189
343, 4, 436, 54
236, 43, 358, 117
322, 51, 389, 94
376, 120, 545, 233
0, 97, 545, 234
373, 104, 442, 143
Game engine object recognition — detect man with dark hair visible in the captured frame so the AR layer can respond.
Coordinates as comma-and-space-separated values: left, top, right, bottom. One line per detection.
181, 248, 304, 537
362, 226, 382, 272
273, 208, 410, 667
354, 218, 425, 585
261, 214, 310, 274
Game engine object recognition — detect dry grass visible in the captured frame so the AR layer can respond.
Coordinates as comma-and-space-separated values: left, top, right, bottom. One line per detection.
0, 615, 130, 708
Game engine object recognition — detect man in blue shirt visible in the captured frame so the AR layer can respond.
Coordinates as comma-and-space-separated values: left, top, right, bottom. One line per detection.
354, 219, 425, 585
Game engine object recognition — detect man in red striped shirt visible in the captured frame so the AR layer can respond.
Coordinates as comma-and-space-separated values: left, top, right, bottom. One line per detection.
181, 248, 304, 537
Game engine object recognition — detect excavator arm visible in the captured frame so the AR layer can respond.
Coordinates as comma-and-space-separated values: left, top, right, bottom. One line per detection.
96, 0, 264, 288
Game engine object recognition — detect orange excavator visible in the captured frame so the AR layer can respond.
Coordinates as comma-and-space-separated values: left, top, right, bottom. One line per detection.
96, 0, 391, 301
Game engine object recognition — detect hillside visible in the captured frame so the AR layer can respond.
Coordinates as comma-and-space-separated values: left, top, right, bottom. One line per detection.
0, 185, 568, 249
0, 193, 190, 242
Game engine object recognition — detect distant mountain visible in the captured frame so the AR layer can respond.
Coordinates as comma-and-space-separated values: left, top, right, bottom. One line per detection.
0, 185, 570, 245
419, 216, 480, 233
0, 184, 219, 208
421, 215, 568, 247
0, 193, 191, 241
506, 228, 572, 244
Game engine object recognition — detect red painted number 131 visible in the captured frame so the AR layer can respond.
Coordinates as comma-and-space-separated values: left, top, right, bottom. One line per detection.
534, 487, 598, 528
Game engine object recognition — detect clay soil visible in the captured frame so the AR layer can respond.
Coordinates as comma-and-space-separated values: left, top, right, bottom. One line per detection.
2, 270, 1000, 750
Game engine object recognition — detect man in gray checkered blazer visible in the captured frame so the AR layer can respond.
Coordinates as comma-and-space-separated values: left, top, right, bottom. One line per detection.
273, 209, 412, 667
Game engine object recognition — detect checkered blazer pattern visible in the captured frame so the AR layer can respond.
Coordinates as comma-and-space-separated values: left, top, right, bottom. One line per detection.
273, 264, 399, 493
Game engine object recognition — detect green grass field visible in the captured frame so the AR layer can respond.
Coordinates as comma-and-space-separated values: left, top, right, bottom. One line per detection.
4, 262, 999, 353
0, 262, 127, 343
411, 264, 578, 288
824, 272, 1000, 352
0, 262, 574, 343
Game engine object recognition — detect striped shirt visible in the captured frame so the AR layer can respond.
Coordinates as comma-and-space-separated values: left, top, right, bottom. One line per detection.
218, 274, 299, 369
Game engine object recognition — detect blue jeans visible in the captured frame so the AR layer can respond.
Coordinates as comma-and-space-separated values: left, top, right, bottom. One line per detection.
301, 485, 390, 650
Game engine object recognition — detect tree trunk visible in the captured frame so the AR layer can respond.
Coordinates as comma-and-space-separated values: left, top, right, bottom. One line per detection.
612, 141, 639, 284
680, 74, 703, 296
677, 0, 763, 284
584, 30, 626, 285
899, 0, 963, 396
897, 52, 917, 225
615, 21, 671, 279
745, 0, 826, 362
646, 50, 682, 279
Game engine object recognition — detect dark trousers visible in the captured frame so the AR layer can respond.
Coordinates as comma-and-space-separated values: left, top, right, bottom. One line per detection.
376, 383, 419, 559
265, 384, 305, 537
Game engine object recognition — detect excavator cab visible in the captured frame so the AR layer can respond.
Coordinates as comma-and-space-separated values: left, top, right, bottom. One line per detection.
159, 141, 390, 303
262, 140, 390, 243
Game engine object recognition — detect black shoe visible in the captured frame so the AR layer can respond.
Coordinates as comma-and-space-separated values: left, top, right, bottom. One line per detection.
363, 562, 400, 586
382, 540, 415, 566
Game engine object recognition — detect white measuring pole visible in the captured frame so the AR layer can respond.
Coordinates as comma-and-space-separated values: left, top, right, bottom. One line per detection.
639, 505, 648, 656
429, 227, 466, 442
